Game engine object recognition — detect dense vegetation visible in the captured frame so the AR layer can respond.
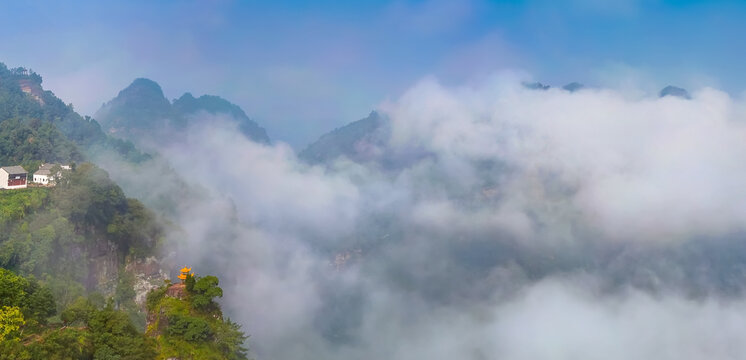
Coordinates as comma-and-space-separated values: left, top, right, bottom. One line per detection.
0, 63, 149, 163
0, 268, 158, 359
146, 274, 248, 360
0, 118, 81, 167
0, 163, 162, 312
0, 61, 250, 358
0, 268, 248, 360
0, 62, 161, 306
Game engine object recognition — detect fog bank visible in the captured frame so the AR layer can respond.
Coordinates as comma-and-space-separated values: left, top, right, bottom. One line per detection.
96, 74, 746, 359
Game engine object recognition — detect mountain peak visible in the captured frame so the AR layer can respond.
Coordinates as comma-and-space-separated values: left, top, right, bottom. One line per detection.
177, 92, 195, 101
563, 82, 584, 92
522, 82, 550, 90
299, 110, 387, 165
122, 78, 165, 97
96, 80, 270, 144
95, 78, 172, 137
112, 78, 170, 108
172, 93, 270, 143
659, 85, 691, 99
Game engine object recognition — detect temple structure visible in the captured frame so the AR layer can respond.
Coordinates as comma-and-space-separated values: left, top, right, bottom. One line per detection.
177, 266, 192, 283
166, 266, 193, 298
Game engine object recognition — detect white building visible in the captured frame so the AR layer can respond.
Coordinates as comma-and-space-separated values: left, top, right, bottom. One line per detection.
32, 169, 52, 184
0, 166, 28, 189
32, 163, 70, 185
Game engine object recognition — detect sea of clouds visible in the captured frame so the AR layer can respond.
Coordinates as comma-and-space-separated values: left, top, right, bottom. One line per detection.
96, 73, 746, 359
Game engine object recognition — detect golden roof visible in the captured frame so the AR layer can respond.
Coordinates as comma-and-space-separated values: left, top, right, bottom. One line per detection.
177, 273, 187, 280
180, 266, 191, 273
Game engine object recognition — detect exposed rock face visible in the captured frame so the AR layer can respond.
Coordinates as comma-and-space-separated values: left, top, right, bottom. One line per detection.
125, 256, 169, 306
86, 239, 167, 302
146, 303, 170, 337
18, 79, 45, 105
145, 283, 184, 337
87, 238, 120, 296
76, 228, 167, 303
165, 283, 187, 299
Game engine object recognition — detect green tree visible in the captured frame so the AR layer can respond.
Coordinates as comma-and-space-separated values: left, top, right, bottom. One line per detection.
0, 306, 24, 341
27, 328, 93, 360
189, 276, 223, 312
22, 277, 55, 325
214, 318, 249, 360
0, 268, 28, 308
87, 304, 157, 359
167, 314, 213, 342
60, 297, 95, 326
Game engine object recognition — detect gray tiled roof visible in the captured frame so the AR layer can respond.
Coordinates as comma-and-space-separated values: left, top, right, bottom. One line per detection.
2, 166, 27, 175
34, 169, 51, 176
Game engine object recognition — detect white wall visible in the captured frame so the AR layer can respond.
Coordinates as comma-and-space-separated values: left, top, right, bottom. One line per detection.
0, 169, 9, 189
33, 174, 49, 184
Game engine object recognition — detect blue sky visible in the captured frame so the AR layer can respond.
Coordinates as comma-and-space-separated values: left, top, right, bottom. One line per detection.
0, 0, 744, 147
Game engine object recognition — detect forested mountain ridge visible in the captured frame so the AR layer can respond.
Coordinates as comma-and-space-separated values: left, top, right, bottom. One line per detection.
0, 61, 250, 358
0, 63, 148, 163
95, 78, 270, 145
299, 111, 388, 165
299, 111, 432, 170
173, 92, 270, 143
0, 64, 162, 300
299, 82, 690, 167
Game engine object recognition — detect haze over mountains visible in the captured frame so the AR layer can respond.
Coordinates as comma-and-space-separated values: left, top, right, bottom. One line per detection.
84, 72, 746, 358
6, 56, 746, 359
97, 76, 696, 168
300, 81, 693, 167
6, 0, 746, 358
95, 78, 270, 147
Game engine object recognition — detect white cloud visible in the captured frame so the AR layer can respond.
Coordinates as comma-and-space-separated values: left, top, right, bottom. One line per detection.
384, 75, 746, 241
96, 73, 746, 359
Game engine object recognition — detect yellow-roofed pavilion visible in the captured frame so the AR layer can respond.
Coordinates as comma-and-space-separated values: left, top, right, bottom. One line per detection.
178, 266, 192, 283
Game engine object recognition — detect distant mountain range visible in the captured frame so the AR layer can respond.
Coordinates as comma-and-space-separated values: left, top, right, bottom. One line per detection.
299, 83, 691, 166
523, 81, 691, 98
97, 78, 692, 166
95, 78, 270, 145
298, 111, 388, 164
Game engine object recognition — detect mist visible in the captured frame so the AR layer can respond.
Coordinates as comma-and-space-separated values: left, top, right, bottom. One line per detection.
93, 74, 746, 359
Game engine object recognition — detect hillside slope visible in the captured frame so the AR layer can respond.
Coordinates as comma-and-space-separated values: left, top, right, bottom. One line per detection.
0, 61, 170, 345
0, 64, 148, 163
